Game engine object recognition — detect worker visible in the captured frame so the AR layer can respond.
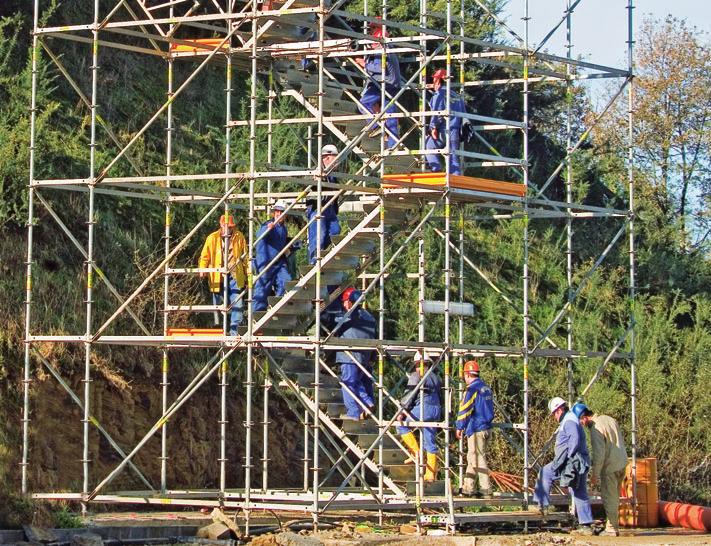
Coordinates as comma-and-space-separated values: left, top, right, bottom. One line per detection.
574, 402, 628, 537
396, 351, 442, 482
334, 287, 375, 420
455, 359, 495, 497
534, 397, 595, 534
198, 214, 249, 335
425, 68, 467, 175
356, 20, 401, 149
306, 144, 341, 265
252, 200, 293, 312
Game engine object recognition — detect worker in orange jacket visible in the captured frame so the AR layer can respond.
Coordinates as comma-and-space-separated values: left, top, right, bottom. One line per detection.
199, 214, 249, 335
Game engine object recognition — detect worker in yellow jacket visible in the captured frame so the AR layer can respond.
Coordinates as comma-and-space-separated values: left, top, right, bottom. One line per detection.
574, 402, 628, 537
199, 214, 249, 335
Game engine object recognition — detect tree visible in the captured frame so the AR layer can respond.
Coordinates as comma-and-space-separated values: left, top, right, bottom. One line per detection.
596, 16, 710, 250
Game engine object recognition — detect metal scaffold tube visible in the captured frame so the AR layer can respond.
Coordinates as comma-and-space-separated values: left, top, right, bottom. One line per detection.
521, 0, 531, 515
219, 12, 235, 502
22, 0, 41, 496
244, 0, 259, 533
565, 0, 574, 407
81, 0, 101, 511
627, 0, 638, 518
161, 0, 176, 495
311, 0, 326, 527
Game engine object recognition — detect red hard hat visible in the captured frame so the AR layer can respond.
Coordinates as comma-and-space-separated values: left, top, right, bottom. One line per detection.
341, 287, 356, 303
433, 69, 448, 81
369, 18, 388, 39
463, 360, 480, 375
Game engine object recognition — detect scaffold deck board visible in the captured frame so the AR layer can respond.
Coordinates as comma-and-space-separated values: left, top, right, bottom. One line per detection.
421, 510, 572, 525
383, 172, 527, 199
166, 327, 224, 336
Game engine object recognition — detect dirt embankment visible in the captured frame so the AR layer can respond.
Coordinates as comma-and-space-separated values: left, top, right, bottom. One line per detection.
10, 351, 304, 495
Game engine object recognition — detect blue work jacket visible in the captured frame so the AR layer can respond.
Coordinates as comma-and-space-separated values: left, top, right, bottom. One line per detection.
429, 87, 466, 132
365, 53, 402, 89
402, 369, 442, 410
455, 377, 494, 436
552, 410, 591, 474
306, 196, 339, 221
254, 220, 288, 272
334, 308, 376, 365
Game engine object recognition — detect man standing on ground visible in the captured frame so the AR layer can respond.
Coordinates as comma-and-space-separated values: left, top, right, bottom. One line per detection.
534, 396, 595, 535
253, 200, 293, 312
574, 402, 627, 537
455, 359, 495, 497
198, 213, 248, 335
334, 287, 375, 420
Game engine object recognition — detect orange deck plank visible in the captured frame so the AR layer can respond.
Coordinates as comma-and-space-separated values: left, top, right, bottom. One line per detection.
382, 172, 526, 198
169, 39, 228, 54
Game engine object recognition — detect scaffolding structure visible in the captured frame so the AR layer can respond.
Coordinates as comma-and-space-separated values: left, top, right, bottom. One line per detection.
23, 0, 637, 534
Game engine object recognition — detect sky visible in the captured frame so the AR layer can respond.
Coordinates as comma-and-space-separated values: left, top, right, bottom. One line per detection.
502, 0, 710, 70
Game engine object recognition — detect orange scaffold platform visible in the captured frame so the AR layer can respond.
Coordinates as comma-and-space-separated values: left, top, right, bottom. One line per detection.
382, 172, 527, 200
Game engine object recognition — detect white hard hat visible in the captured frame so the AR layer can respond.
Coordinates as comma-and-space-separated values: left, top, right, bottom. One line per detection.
548, 396, 567, 414
322, 144, 338, 156
272, 199, 288, 211
413, 350, 433, 363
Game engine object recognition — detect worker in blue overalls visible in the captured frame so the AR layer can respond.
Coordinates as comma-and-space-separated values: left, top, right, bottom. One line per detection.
425, 69, 467, 175
308, 144, 343, 329
334, 287, 376, 420
534, 396, 595, 534
252, 199, 293, 312
356, 21, 401, 149
397, 351, 443, 481
306, 144, 341, 265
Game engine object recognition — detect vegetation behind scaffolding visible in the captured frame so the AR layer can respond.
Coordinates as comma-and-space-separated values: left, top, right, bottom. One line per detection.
0, 0, 709, 527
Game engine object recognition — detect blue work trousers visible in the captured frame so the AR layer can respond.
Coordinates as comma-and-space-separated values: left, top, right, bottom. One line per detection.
252, 262, 291, 312
308, 217, 341, 265
211, 275, 243, 335
397, 403, 441, 454
425, 130, 461, 175
340, 362, 374, 418
533, 462, 594, 525
361, 84, 399, 148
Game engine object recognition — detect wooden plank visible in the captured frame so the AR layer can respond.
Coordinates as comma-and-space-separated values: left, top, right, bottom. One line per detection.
382, 172, 526, 198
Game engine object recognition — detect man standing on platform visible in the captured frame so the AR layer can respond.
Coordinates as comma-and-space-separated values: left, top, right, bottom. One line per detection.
198, 214, 248, 335
252, 200, 293, 312
334, 287, 375, 420
307, 144, 341, 265
425, 68, 467, 175
356, 20, 402, 149
574, 402, 628, 537
455, 359, 495, 497
396, 351, 443, 482
534, 396, 595, 535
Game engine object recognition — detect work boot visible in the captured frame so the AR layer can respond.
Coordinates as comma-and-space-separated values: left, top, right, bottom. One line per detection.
423, 452, 438, 482
599, 522, 619, 537
571, 524, 595, 536
400, 432, 419, 464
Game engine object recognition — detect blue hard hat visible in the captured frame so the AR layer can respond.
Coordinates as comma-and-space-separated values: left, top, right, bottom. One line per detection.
572, 402, 589, 418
